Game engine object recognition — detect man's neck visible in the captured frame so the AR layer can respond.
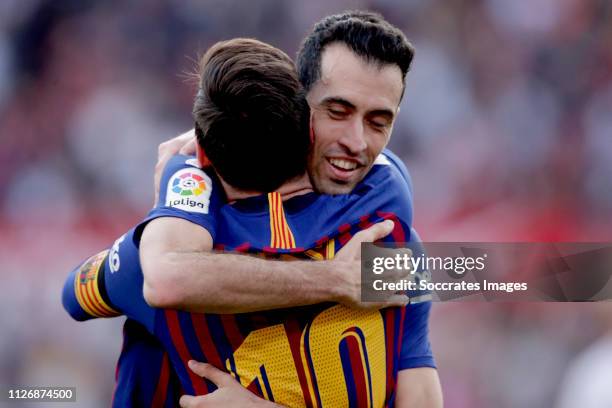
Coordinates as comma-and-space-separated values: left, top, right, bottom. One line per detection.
220, 172, 313, 203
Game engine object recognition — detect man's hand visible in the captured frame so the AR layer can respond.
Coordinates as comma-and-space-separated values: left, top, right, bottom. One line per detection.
154, 129, 198, 205
334, 220, 412, 309
179, 360, 283, 408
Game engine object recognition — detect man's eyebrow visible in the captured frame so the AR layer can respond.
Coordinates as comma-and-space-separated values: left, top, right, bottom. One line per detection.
367, 109, 395, 121
321, 97, 356, 110
321, 97, 395, 120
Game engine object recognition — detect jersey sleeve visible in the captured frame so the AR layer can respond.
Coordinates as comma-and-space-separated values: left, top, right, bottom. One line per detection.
62, 250, 121, 321
62, 229, 156, 331
398, 301, 436, 370
396, 228, 435, 370
134, 154, 225, 245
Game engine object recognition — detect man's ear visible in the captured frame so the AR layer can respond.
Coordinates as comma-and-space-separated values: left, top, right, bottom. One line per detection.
194, 124, 211, 168
196, 143, 211, 168
309, 113, 315, 143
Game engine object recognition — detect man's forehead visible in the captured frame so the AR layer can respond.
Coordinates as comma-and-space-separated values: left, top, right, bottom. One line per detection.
315, 43, 403, 111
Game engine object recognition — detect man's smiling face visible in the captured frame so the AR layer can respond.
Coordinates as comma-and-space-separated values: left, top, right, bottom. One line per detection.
306, 42, 404, 194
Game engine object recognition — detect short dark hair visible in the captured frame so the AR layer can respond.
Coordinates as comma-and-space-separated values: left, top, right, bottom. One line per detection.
296, 10, 415, 94
193, 38, 310, 192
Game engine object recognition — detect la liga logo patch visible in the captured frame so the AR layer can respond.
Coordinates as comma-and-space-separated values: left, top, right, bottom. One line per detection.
172, 172, 206, 196
166, 167, 213, 214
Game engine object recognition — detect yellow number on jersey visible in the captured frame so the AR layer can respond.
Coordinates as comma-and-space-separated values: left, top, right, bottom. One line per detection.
228, 306, 386, 407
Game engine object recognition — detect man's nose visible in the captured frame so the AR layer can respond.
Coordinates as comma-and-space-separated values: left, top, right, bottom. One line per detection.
338, 118, 367, 155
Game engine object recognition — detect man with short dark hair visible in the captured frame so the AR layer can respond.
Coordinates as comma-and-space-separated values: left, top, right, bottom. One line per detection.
298, 11, 414, 195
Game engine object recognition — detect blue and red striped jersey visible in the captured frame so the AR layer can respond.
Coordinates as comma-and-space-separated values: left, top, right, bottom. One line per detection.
63, 150, 434, 407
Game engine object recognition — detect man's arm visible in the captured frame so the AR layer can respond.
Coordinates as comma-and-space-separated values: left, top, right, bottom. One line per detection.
63, 230, 156, 330
141, 217, 408, 313
395, 367, 443, 408
148, 146, 402, 313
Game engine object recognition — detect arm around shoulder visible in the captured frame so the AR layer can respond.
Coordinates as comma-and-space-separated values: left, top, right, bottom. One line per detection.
139, 215, 371, 313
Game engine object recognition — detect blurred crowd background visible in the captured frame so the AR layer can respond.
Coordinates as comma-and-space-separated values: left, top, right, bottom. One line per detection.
1, 0, 611, 407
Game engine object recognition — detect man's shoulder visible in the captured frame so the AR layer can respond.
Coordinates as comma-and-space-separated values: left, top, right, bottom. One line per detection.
157, 154, 225, 217
354, 149, 413, 197
161, 154, 219, 186
381, 149, 412, 183
133, 155, 223, 246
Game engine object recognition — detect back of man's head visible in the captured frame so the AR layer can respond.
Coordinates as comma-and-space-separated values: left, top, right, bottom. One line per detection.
296, 10, 415, 96
193, 38, 310, 192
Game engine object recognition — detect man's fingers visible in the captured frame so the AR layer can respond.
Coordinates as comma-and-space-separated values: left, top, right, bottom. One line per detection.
188, 360, 234, 387
154, 129, 197, 206
353, 220, 394, 243
157, 129, 195, 160
179, 395, 199, 408
179, 137, 197, 155
361, 294, 410, 310
385, 293, 410, 307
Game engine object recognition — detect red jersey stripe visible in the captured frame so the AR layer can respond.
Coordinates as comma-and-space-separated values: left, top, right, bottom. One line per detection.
190, 315, 223, 368
376, 212, 406, 242
384, 309, 396, 400
165, 310, 208, 395
220, 315, 244, 351
285, 320, 314, 408
345, 335, 369, 408
83, 280, 110, 317
274, 195, 286, 248
151, 352, 170, 408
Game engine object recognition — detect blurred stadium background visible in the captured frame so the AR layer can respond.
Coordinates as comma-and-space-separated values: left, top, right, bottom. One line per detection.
1, 0, 611, 406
